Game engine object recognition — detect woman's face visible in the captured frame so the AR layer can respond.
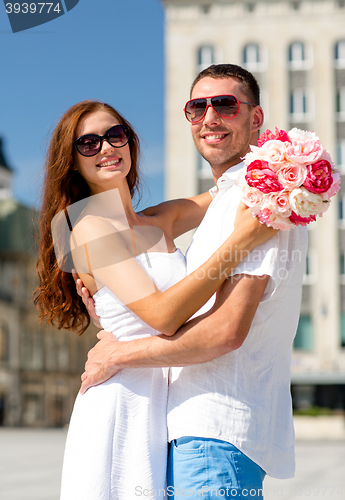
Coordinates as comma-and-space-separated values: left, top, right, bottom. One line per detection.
74, 110, 132, 195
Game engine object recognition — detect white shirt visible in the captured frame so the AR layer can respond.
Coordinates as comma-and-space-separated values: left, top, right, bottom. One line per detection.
167, 162, 308, 479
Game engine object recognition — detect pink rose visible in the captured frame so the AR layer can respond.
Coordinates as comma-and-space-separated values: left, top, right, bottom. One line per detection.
303, 160, 333, 193
265, 190, 292, 216
246, 141, 287, 171
245, 160, 283, 193
241, 185, 263, 214
320, 149, 335, 167
321, 170, 341, 200
258, 208, 294, 230
287, 128, 323, 165
289, 211, 316, 226
278, 163, 306, 189
258, 127, 291, 146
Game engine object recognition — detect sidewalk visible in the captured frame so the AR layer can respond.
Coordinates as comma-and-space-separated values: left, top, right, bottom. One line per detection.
264, 440, 345, 500
0, 428, 67, 500
0, 428, 344, 500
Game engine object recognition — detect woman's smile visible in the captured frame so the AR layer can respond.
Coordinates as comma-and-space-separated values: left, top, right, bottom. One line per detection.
96, 155, 122, 169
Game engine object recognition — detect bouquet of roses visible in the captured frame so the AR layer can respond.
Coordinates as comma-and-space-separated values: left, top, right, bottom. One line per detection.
238, 127, 341, 230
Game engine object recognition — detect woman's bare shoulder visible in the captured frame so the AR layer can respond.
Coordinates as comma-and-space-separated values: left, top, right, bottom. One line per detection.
72, 215, 118, 242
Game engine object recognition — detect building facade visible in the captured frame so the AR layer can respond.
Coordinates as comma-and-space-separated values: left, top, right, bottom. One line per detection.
0, 138, 97, 427
162, 0, 345, 410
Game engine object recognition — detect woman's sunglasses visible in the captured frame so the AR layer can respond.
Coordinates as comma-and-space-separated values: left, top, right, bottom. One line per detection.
184, 94, 256, 123
74, 125, 130, 157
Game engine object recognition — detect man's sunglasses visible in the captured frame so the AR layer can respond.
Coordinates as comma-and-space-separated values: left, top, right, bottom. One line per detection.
74, 125, 130, 157
184, 94, 256, 123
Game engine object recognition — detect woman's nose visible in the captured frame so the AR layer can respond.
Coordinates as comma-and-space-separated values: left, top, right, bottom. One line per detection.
99, 138, 114, 155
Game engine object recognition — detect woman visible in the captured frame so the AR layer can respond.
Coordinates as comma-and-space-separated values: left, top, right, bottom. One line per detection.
35, 100, 275, 500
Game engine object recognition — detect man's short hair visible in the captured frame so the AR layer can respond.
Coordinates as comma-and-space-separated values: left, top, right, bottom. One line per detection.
190, 64, 260, 106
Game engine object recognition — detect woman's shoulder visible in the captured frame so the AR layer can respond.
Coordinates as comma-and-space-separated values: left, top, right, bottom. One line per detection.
74, 214, 116, 234
71, 215, 123, 248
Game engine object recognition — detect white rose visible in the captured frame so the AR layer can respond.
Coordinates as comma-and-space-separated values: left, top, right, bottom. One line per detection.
288, 128, 320, 143
289, 187, 325, 217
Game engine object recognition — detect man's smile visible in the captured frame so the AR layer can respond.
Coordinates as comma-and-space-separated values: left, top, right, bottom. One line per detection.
201, 132, 229, 144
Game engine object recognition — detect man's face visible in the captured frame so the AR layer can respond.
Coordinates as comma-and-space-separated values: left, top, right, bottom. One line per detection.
189, 76, 263, 177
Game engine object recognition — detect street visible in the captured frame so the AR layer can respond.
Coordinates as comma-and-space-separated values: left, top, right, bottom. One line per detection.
0, 428, 344, 500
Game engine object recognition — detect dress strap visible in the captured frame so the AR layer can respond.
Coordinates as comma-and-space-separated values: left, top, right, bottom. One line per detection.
84, 243, 92, 274
130, 227, 139, 257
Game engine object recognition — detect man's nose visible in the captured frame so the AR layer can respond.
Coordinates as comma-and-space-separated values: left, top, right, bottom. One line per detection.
202, 104, 222, 126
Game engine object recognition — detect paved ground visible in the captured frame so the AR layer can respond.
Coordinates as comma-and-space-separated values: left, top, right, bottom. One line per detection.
264, 440, 345, 500
0, 428, 344, 500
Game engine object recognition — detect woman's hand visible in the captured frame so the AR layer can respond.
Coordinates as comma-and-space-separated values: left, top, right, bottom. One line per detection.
72, 270, 101, 328
233, 202, 278, 249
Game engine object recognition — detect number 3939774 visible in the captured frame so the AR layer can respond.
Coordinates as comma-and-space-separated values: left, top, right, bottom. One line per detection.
5, 3, 62, 14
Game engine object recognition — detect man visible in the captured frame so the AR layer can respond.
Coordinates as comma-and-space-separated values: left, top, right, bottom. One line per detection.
78, 64, 307, 497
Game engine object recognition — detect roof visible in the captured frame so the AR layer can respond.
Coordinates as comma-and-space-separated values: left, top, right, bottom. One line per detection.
0, 138, 13, 172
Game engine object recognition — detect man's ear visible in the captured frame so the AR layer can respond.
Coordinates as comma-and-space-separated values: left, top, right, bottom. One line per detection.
252, 105, 264, 133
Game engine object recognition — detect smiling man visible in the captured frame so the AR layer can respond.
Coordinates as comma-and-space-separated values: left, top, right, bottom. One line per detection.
187, 71, 262, 177
79, 64, 307, 498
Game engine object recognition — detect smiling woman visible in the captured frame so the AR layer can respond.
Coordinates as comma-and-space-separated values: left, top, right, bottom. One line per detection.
73, 112, 133, 195
34, 100, 141, 334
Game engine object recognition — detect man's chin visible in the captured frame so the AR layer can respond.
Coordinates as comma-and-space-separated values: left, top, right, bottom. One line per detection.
202, 153, 242, 169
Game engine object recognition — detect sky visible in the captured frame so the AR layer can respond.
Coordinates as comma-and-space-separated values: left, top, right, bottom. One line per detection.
0, 0, 165, 210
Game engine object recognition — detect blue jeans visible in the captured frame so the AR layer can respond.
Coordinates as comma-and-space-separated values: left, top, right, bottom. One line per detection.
167, 437, 266, 499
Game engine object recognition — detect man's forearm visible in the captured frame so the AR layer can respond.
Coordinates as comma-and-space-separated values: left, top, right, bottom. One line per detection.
80, 313, 222, 394
106, 274, 268, 370
109, 310, 230, 370
82, 275, 268, 394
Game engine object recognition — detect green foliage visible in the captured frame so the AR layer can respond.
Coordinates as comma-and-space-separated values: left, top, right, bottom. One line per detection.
293, 405, 334, 417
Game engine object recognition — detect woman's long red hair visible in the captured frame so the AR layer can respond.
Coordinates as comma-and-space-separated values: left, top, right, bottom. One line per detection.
34, 100, 141, 334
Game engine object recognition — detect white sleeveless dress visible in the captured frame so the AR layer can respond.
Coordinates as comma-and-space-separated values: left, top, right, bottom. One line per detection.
60, 250, 186, 500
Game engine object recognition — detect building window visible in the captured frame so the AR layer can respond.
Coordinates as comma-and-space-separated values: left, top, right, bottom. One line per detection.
336, 87, 345, 121
290, 89, 306, 114
243, 43, 264, 72
341, 314, 345, 347
288, 41, 312, 70
303, 249, 317, 284
245, 2, 255, 12
294, 314, 313, 350
335, 40, 345, 67
22, 394, 44, 426
290, 88, 312, 122
340, 252, 345, 275
289, 42, 304, 63
0, 324, 8, 362
339, 194, 345, 221
198, 154, 212, 179
291, 1, 301, 10
198, 45, 214, 72
339, 251, 345, 287
200, 5, 211, 14
337, 140, 345, 174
